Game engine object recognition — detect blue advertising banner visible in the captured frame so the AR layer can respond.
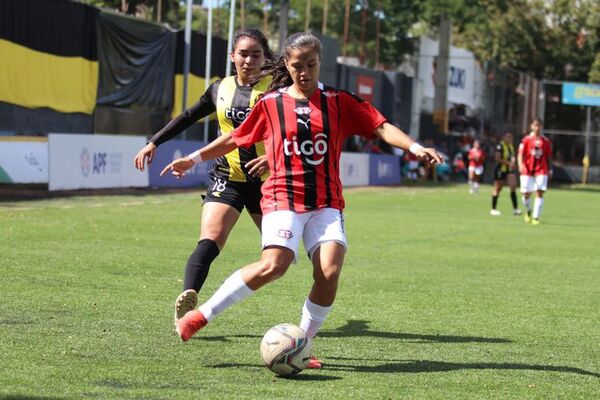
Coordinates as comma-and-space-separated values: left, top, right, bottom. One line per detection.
148, 140, 213, 188
562, 82, 600, 107
368, 154, 401, 185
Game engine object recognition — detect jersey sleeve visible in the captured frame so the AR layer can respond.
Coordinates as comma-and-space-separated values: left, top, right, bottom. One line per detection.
340, 92, 387, 139
231, 99, 267, 149
148, 81, 219, 146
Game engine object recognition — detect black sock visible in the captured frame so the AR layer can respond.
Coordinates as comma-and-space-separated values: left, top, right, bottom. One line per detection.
510, 191, 518, 209
183, 239, 220, 293
492, 195, 498, 209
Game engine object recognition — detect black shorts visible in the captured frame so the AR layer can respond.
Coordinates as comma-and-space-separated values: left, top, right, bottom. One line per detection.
203, 172, 263, 215
493, 166, 516, 181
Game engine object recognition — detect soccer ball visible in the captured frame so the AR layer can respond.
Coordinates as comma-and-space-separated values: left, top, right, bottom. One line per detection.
260, 323, 312, 376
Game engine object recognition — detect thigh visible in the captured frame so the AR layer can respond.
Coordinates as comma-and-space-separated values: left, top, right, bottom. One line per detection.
200, 202, 241, 248
303, 208, 348, 261
261, 211, 308, 264
507, 173, 517, 189
312, 241, 346, 277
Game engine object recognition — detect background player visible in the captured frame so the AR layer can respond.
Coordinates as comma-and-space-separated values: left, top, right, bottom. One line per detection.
518, 118, 552, 224
490, 132, 521, 216
161, 32, 442, 369
133, 28, 275, 324
467, 139, 485, 194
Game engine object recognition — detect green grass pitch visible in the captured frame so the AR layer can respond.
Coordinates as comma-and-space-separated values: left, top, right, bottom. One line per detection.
1, 184, 599, 399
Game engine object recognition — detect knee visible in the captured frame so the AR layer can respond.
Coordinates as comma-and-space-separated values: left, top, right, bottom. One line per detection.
314, 264, 342, 285
256, 256, 290, 281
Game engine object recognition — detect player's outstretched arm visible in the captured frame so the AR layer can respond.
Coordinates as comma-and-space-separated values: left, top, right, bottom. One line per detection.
375, 122, 443, 165
160, 135, 238, 179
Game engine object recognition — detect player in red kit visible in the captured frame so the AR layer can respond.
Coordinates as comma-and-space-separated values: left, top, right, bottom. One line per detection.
518, 118, 552, 224
160, 32, 442, 368
467, 140, 485, 194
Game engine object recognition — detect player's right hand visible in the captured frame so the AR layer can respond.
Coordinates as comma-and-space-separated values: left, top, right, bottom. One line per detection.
134, 143, 157, 172
160, 157, 195, 179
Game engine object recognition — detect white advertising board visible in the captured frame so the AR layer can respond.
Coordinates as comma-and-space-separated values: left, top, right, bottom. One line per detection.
340, 152, 369, 187
0, 140, 48, 183
48, 134, 148, 191
418, 36, 477, 108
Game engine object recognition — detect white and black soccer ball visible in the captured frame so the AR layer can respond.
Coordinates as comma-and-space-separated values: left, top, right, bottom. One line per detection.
260, 323, 312, 376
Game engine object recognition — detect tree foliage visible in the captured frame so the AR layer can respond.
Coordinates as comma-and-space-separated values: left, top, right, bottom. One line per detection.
78, 0, 599, 82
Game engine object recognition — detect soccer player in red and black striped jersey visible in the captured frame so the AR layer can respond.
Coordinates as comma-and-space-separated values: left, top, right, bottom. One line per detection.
161, 32, 442, 368
518, 118, 552, 224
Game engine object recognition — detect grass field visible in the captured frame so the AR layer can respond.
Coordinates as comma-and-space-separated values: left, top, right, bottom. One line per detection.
1, 184, 599, 399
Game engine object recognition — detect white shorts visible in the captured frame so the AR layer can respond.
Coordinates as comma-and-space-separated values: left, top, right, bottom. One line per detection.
468, 166, 484, 176
520, 175, 548, 193
261, 208, 347, 263
408, 161, 419, 170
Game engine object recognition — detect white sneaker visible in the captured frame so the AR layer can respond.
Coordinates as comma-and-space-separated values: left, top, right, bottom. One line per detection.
174, 289, 198, 325
513, 209, 522, 216
490, 209, 501, 216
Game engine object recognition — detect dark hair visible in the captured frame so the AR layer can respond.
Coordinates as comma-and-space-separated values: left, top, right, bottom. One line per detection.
232, 27, 276, 66
264, 32, 322, 92
531, 117, 543, 126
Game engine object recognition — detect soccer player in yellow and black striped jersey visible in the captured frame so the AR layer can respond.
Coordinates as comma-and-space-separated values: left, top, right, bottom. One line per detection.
133, 28, 275, 323
490, 132, 521, 216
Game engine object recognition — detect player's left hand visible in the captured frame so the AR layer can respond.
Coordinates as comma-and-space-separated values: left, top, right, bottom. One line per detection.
415, 148, 443, 165
160, 157, 195, 179
246, 155, 269, 177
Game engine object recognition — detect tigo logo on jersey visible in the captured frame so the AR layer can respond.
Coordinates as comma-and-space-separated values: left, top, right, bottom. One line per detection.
283, 133, 328, 166
225, 107, 251, 123
293, 106, 312, 115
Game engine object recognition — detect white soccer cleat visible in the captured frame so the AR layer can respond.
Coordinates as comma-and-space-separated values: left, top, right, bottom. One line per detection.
174, 289, 198, 325
490, 209, 501, 216
513, 209, 522, 216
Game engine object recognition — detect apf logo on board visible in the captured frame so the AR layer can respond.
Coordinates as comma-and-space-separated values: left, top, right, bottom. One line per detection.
80, 148, 91, 177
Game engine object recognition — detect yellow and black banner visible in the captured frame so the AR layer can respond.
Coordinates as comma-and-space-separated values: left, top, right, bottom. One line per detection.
0, 0, 99, 115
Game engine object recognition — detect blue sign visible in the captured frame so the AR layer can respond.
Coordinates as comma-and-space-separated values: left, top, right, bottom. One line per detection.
149, 140, 213, 188
562, 82, 600, 107
368, 154, 401, 185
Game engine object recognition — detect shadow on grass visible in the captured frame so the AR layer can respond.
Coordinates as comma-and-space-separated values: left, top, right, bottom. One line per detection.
194, 320, 510, 344
317, 320, 512, 343
325, 357, 600, 378
209, 363, 341, 381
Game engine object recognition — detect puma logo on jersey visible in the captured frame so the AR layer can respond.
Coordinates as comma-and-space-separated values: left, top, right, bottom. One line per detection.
297, 119, 310, 130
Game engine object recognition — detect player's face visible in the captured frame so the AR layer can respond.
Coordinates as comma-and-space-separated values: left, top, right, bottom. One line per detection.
285, 47, 321, 95
530, 121, 542, 135
504, 133, 513, 144
231, 37, 265, 83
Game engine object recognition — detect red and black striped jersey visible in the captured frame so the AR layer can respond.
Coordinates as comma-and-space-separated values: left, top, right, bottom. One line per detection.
231, 83, 387, 214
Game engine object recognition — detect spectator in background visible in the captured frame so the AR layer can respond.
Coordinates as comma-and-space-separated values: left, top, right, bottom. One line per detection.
467, 139, 485, 194
490, 132, 521, 216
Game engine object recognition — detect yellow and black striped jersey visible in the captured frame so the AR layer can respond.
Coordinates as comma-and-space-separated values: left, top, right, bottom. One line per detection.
148, 75, 272, 182
495, 140, 515, 173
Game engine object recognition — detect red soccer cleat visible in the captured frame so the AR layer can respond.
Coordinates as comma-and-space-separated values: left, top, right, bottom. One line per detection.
176, 310, 208, 342
306, 355, 322, 369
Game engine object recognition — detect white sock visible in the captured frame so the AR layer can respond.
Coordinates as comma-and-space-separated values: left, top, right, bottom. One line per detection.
533, 197, 544, 219
299, 298, 332, 339
522, 195, 532, 213
198, 270, 254, 321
